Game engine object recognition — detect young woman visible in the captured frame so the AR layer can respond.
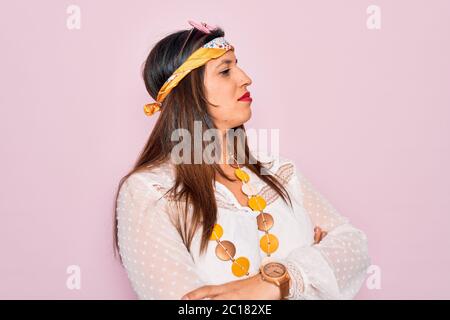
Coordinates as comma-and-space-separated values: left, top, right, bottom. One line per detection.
114, 21, 371, 300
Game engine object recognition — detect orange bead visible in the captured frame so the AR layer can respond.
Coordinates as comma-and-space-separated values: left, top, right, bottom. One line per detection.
209, 223, 223, 241
234, 168, 249, 183
260, 234, 279, 254
248, 195, 266, 211
231, 257, 250, 277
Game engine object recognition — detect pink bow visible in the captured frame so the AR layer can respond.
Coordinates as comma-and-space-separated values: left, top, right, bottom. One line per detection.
188, 20, 218, 34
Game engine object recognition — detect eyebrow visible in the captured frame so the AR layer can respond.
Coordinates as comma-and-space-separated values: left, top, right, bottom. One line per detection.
215, 58, 238, 69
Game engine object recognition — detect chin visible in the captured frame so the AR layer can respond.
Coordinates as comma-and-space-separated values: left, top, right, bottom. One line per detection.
244, 108, 252, 122
236, 115, 251, 127
229, 107, 252, 127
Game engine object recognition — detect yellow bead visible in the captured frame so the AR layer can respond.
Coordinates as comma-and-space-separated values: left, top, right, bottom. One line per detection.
234, 168, 249, 182
232, 257, 250, 277
260, 234, 279, 254
209, 223, 223, 241
248, 195, 266, 211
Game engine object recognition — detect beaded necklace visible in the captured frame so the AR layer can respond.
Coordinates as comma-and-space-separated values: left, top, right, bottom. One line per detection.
210, 156, 279, 277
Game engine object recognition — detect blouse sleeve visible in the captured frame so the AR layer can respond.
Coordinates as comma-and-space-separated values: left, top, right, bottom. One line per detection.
116, 173, 207, 300
279, 163, 371, 300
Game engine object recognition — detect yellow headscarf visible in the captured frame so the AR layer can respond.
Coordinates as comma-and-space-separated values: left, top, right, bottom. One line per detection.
144, 37, 234, 117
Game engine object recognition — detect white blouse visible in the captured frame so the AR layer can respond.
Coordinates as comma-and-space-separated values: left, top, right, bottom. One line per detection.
116, 151, 371, 300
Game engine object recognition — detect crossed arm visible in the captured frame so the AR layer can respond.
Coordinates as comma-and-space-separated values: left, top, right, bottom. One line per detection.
116, 166, 370, 300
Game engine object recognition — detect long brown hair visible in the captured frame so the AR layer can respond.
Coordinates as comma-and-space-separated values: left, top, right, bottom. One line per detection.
113, 26, 292, 260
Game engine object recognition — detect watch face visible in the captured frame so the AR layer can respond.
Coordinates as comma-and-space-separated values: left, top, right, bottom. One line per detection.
263, 262, 286, 278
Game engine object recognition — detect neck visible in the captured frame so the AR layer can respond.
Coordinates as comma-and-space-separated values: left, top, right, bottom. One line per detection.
218, 129, 233, 166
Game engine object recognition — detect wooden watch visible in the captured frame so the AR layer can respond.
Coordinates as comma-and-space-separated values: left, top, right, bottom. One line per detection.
259, 262, 291, 300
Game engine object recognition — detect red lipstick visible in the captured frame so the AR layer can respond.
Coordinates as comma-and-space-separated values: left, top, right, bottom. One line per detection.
238, 91, 252, 102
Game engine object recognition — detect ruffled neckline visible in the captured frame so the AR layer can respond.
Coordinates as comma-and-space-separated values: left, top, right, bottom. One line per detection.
142, 150, 289, 215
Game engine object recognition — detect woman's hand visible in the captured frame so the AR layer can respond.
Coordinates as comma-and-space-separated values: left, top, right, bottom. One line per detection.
181, 273, 282, 300
182, 226, 327, 300
314, 226, 327, 244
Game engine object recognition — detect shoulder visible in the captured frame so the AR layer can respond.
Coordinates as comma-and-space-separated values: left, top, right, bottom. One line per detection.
116, 162, 178, 223
249, 148, 298, 172
249, 148, 300, 184
118, 160, 176, 202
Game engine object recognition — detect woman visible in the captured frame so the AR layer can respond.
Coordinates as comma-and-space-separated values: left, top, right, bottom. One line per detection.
114, 21, 371, 300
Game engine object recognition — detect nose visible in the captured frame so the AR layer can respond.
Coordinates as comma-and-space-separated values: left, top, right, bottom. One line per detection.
237, 67, 252, 87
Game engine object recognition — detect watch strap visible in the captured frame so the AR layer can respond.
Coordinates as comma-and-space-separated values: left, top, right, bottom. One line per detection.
280, 277, 290, 299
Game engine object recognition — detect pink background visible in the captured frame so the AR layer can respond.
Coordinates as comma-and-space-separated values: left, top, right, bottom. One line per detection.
1, 0, 449, 299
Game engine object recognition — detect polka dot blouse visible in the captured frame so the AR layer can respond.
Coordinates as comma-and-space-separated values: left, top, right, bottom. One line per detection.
116, 151, 371, 300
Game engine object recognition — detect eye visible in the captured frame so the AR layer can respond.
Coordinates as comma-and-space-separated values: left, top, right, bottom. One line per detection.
220, 69, 230, 76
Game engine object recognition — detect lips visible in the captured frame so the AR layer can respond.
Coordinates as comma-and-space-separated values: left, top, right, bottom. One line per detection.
238, 91, 252, 101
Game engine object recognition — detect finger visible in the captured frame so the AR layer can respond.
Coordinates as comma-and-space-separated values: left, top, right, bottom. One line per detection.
211, 292, 236, 300
314, 234, 319, 244
182, 285, 221, 300
314, 228, 322, 244
182, 286, 213, 300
